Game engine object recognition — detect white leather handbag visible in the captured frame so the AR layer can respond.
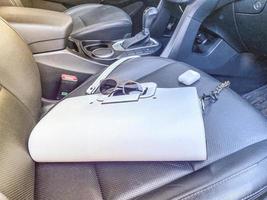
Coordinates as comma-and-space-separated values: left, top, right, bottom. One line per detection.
29, 83, 207, 162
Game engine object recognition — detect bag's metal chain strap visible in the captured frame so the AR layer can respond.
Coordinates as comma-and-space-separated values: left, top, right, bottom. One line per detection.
201, 81, 231, 111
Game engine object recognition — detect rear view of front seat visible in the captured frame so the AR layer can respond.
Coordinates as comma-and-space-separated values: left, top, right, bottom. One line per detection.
1, 16, 267, 200
0, 0, 132, 41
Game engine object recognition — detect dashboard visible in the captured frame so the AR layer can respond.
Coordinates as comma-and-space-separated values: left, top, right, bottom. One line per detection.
163, 0, 267, 55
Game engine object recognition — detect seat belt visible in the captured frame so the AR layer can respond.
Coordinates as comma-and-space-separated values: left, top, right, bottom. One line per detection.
86, 56, 139, 95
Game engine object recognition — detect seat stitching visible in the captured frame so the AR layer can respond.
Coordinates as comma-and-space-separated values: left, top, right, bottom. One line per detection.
9, 0, 17, 6
65, 4, 102, 14
165, 162, 194, 171
94, 164, 105, 200
72, 21, 132, 35
173, 156, 267, 200
0, 85, 36, 123
78, 16, 87, 27
241, 185, 267, 200
179, 167, 255, 200
0, 17, 28, 44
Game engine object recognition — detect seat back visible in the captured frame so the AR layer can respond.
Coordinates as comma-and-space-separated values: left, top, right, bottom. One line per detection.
0, 0, 67, 13
0, 0, 32, 7
0, 17, 41, 199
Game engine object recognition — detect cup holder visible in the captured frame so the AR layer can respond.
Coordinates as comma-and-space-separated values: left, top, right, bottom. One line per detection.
91, 48, 115, 59
85, 43, 109, 52
81, 41, 116, 59
80, 38, 161, 63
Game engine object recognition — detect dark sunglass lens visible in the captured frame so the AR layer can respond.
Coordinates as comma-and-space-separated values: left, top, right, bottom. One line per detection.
112, 89, 124, 96
124, 82, 142, 94
100, 79, 117, 95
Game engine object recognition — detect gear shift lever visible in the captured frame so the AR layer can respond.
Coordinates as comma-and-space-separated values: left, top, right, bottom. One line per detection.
122, 7, 158, 49
142, 7, 158, 35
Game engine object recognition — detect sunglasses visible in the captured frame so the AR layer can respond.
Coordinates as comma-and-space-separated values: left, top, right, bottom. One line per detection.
99, 79, 143, 96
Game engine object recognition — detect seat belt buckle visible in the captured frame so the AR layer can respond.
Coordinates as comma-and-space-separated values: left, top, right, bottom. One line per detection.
56, 74, 78, 100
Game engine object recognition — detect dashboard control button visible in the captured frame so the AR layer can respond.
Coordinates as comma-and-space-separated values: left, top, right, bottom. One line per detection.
235, 0, 267, 14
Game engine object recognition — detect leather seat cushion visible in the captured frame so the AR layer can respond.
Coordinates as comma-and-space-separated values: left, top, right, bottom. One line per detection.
35, 57, 267, 200
65, 4, 132, 40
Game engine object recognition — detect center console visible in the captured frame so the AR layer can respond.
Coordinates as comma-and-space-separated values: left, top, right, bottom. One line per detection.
73, 38, 160, 65
70, 7, 162, 65
0, 5, 162, 100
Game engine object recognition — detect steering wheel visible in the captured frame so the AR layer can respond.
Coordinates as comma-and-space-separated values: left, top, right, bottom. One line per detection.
161, 0, 235, 60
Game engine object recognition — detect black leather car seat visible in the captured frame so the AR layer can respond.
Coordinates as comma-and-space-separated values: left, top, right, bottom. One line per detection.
1, 17, 267, 200
0, 0, 132, 41
65, 4, 132, 40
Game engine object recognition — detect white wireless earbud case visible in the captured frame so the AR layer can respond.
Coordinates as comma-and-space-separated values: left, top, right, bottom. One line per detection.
178, 70, 201, 85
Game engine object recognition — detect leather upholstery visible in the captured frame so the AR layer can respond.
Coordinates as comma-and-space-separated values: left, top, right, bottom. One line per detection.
0, 6, 73, 53
65, 4, 132, 40
0, 0, 65, 11
36, 57, 267, 200
31, 0, 66, 12
0, 18, 41, 119
140, 140, 267, 200
0, 87, 36, 200
0, 0, 29, 7
0, 0, 132, 41
0, 18, 40, 200
0, 7, 72, 44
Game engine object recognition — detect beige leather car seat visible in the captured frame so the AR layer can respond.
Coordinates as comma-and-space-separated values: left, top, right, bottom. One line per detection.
0, 0, 67, 11
0, 18, 41, 200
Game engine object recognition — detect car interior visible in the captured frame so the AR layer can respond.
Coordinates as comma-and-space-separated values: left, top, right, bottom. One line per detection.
1, 0, 267, 199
